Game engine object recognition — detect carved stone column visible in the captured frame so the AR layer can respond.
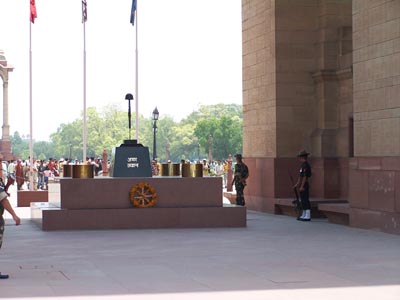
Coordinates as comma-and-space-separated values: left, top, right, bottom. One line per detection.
2, 80, 10, 141
0, 49, 14, 160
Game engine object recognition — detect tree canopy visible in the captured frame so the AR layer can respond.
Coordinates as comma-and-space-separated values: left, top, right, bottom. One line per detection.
10, 103, 243, 162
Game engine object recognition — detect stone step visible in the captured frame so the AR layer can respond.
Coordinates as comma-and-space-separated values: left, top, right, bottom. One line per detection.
318, 202, 350, 226
31, 202, 246, 231
274, 198, 348, 218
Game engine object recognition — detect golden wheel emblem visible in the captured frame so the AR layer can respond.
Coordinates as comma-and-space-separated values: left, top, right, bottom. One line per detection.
129, 182, 157, 208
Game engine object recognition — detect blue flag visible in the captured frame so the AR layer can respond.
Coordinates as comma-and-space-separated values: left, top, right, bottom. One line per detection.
130, 0, 137, 25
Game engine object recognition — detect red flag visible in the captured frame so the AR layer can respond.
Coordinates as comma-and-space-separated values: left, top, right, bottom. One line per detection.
30, 0, 37, 23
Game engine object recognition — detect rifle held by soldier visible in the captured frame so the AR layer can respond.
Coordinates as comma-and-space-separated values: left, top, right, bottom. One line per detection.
288, 171, 302, 218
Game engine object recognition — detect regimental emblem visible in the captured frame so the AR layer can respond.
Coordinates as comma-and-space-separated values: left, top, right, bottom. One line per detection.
129, 182, 157, 208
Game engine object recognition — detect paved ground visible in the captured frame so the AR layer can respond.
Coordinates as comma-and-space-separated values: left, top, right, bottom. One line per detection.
1, 183, 400, 300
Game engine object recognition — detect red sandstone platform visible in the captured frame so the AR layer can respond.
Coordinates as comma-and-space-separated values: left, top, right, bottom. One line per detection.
17, 190, 48, 207
31, 177, 246, 231
60, 177, 223, 209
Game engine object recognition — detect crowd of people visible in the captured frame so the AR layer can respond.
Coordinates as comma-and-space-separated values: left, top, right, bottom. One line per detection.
1, 157, 107, 192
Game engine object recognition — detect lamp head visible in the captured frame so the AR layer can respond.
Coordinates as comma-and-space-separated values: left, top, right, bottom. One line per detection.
152, 107, 159, 121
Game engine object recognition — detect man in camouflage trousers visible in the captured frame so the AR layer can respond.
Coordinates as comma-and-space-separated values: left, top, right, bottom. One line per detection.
231, 154, 249, 206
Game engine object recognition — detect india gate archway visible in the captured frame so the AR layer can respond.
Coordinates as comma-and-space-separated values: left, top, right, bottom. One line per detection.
0, 49, 14, 161
242, 0, 400, 234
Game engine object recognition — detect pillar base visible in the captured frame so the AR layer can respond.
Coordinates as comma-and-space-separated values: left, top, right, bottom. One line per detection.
0, 139, 13, 160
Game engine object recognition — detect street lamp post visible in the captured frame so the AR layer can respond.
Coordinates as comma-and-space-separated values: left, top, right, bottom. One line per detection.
152, 107, 159, 160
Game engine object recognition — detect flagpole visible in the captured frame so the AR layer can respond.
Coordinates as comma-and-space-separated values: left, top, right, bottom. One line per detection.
83, 11, 87, 161
29, 9, 34, 191
135, 1, 139, 141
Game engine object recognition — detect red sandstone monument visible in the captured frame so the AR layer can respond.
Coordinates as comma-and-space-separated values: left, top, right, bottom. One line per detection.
242, 0, 400, 234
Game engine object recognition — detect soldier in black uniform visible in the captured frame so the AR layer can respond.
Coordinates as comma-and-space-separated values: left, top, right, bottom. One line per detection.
231, 154, 249, 206
294, 150, 312, 221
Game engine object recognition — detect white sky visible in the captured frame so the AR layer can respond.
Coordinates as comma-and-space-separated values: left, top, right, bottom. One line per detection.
0, 0, 242, 141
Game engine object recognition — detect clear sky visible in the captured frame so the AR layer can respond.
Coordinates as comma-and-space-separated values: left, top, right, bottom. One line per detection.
0, 0, 242, 141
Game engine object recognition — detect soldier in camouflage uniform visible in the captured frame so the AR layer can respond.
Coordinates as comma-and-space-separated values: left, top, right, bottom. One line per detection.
231, 154, 249, 206
0, 178, 20, 279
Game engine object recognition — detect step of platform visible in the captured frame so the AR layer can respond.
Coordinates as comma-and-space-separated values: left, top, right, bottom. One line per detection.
318, 202, 350, 226
274, 198, 348, 218
31, 202, 246, 231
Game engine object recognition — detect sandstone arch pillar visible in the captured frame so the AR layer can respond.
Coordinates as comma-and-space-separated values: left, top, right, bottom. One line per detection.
2, 79, 10, 140
242, 0, 352, 212
0, 49, 14, 160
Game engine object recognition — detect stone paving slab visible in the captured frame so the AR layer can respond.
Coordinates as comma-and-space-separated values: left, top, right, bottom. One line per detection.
0, 184, 400, 300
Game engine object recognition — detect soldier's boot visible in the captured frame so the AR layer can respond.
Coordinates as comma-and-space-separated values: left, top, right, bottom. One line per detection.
297, 210, 306, 221
301, 210, 311, 221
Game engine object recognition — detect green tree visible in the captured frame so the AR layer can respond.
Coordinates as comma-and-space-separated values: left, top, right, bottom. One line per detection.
194, 115, 242, 160
187, 103, 242, 121
50, 120, 83, 159
170, 123, 199, 162
10, 103, 243, 163
50, 105, 131, 160
10, 131, 29, 159
33, 141, 55, 160
213, 116, 242, 159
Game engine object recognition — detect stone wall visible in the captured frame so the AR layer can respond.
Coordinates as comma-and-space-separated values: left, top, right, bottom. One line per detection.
242, 0, 352, 160
353, 0, 400, 157
242, 0, 400, 233
349, 0, 400, 234
311, 1, 353, 158
275, 1, 318, 157
242, 0, 277, 158
243, 0, 352, 212
349, 157, 400, 234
